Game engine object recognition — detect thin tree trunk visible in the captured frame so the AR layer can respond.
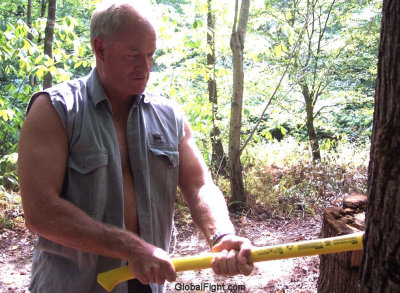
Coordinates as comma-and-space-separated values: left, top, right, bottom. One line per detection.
229, 0, 250, 203
27, 0, 32, 32
207, 0, 227, 177
40, 0, 47, 18
27, 0, 36, 86
43, 0, 57, 89
360, 1, 400, 292
301, 84, 321, 161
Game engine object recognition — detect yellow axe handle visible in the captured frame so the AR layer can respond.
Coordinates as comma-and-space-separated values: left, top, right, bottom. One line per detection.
97, 232, 364, 292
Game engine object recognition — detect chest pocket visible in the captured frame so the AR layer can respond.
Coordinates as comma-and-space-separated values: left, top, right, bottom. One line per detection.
148, 145, 179, 204
66, 150, 108, 214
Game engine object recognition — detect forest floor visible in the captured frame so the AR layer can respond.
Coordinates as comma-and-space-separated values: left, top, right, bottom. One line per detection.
0, 201, 321, 293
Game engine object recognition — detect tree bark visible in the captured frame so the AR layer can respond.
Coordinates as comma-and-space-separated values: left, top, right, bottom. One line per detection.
207, 0, 227, 177
27, 0, 36, 87
228, 0, 250, 203
302, 84, 321, 161
27, 0, 32, 32
40, 0, 47, 18
360, 1, 400, 292
43, 0, 57, 89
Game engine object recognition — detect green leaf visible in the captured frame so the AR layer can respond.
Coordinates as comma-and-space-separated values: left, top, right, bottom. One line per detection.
44, 58, 54, 67
5, 83, 15, 94
74, 60, 83, 69
273, 45, 282, 58
0, 109, 15, 122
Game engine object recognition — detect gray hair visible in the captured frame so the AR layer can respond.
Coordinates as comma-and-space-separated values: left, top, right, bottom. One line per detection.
90, 1, 157, 52
90, 1, 140, 49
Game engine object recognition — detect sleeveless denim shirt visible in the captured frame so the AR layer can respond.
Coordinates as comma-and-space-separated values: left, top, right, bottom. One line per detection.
27, 69, 184, 293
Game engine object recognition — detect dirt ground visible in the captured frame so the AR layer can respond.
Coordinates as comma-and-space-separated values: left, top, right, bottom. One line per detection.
0, 209, 321, 293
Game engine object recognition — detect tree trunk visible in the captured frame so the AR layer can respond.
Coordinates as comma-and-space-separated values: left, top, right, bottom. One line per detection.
40, 0, 47, 18
27, 0, 32, 32
360, 1, 400, 292
43, 0, 57, 89
27, 0, 36, 87
207, 0, 227, 177
228, 0, 250, 203
301, 84, 321, 161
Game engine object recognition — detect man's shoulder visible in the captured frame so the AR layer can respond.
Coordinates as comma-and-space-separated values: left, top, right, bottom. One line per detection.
35, 75, 90, 112
47, 75, 88, 98
144, 92, 182, 112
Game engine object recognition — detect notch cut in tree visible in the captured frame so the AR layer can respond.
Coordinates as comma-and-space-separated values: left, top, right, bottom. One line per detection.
318, 194, 366, 293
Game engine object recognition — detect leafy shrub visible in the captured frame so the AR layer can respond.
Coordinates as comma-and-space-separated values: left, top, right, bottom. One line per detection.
238, 138, 369, 216
0, 186, 23, 229
0, 153, 18, 190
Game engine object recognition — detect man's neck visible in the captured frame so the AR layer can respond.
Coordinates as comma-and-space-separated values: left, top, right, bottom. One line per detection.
109, 94, 142, 117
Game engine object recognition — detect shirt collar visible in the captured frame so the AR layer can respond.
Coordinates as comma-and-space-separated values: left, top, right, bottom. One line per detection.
87, 68, 109, 108
87, 68, 147, 109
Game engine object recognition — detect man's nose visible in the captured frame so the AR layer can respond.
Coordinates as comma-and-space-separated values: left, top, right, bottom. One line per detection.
135, 56, 151, 72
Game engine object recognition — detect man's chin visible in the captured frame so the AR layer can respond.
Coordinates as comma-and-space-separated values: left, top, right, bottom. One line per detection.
131, 88, 146, 96
130, 80, 148, 95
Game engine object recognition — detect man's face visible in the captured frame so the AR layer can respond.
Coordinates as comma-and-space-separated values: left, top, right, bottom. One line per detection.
100, 16, 157, 97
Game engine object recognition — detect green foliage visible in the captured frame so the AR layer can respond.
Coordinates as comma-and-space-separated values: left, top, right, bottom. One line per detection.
239, 138, 369, 216
0, 1, 94, 189
243, 0, 380, 150
0, 153, 18, 191
0, 0, 380, 215
0, 186, 23, 229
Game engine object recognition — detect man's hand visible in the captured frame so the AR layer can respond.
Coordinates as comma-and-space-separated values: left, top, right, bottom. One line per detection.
127, 241, 177, 285
211, 235, 254, 276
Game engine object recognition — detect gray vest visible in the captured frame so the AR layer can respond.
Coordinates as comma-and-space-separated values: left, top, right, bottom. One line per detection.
28, 69, 184, 293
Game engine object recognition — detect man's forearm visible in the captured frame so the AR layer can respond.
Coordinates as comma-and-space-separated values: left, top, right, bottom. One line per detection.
183, 181, 235, 246
24, 194, 141, 261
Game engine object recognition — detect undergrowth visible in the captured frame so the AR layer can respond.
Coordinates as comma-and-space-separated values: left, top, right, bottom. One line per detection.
215, 138, 369, 217
0, 187, 24, 230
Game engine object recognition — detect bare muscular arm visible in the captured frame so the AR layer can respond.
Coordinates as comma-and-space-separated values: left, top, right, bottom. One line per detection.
178, 121, 235, 240
178, 120, 254, 276
18, 94, 175, 285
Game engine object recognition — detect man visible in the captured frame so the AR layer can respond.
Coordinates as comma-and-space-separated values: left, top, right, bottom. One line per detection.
18, 2, 254, 292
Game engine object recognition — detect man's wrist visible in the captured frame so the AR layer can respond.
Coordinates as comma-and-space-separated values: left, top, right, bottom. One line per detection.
210, 232, 234, 248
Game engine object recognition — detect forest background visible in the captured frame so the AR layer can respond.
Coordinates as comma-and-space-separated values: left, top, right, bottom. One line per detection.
0, 0, 382, 223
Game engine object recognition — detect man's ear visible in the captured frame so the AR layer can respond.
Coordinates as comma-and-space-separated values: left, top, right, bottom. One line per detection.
93, 37, 106, 62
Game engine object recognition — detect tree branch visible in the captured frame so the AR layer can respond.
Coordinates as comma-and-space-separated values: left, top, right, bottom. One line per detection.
239, 13, 310, 154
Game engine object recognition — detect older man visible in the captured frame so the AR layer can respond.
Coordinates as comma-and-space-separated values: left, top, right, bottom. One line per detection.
18, 2, 253, 292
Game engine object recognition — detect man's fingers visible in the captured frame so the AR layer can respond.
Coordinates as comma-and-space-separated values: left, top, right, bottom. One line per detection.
226, 249, 239, 276
145, 268, 156, 284
154, 272, 165, 285
238, 262, 254, 276
164, 264, 177, 282
135, 273, 150, 285
236, 239, 254, 276
212, 249, 228, 275
210, 235, 255, 277
237, 240, 252, 264
160, 258, 177, 283
211, 238, 239, 253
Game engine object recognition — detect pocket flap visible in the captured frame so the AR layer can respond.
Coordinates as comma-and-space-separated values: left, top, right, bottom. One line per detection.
68, 151, 108, 174
149, 146, 179, 168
